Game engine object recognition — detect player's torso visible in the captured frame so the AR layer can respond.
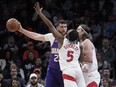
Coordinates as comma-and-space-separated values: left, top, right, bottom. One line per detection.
85, 49, 98, 73
59, 38, 80, 70
82, 39, 98, 73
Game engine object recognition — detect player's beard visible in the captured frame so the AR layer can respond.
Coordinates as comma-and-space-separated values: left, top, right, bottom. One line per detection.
59, 30, 66, 36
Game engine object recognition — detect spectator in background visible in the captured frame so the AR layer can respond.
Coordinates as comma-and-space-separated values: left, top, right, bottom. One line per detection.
26, 73, 44, 87
16, 59, 25, 80
0, 54, 6, 70
96, 50, 104, 73
3, 36, 19, 60
10, 79, 21, 87
100, 68, 113, 84
98, 37, 115, 67
100, 79, 111, 87
10, 63, 17, 70
4, 49, 14, 66
19, 35, 32, 52
102, 61, 111, 69
41, 50, 50, 80
33, 69, 45, 86
6, 68, 26, 87
0, 70, 6, 87
7, 75, 21, 87
2, 50, 14, 79
23, 41, 39, 61
23, 51, 35, 81
3, 36, 19, 61
34, 58, 42, 71
103, 15, 116, 39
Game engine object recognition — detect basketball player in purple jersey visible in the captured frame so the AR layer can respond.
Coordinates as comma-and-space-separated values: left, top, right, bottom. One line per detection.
45, 20, 67, 87
17, 6, 67, 87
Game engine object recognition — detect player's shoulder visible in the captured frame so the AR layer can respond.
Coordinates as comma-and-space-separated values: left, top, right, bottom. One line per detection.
44, 33, 54, 38
45, 33, 53, 36
44, 33, 56, 44
83, 39, 91, 44
82, 39, 94, 48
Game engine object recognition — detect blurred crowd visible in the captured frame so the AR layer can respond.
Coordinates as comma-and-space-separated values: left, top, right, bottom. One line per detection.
0, 0, 116, 87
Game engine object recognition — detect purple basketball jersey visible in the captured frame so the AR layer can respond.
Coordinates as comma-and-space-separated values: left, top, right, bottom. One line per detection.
45, 39, 64, 87
48, 40, 60, 70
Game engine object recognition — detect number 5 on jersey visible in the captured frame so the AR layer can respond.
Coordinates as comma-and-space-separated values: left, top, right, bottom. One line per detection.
67, 51, 74, 62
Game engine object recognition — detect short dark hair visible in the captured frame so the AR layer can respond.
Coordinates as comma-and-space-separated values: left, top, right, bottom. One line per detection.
55, 20, 67, 27
103, 68, 110, 71
67, 29, 80, 43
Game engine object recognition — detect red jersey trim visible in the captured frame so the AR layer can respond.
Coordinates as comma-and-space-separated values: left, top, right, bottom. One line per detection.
63, 74, 76, 82
87, 81, 98, 87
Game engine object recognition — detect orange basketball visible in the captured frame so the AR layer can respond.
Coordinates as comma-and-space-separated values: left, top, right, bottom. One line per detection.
6, 18, 20, 32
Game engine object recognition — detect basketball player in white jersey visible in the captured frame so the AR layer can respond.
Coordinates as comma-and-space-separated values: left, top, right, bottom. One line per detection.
77, 24, 101, 87
34, 2, 86, 87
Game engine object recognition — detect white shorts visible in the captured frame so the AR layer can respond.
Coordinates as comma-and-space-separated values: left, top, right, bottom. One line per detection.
83, 70, 101, 87
62, 67, 86, 87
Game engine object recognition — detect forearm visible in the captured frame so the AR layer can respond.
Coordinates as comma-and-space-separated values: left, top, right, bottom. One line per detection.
18, 27, 46, 41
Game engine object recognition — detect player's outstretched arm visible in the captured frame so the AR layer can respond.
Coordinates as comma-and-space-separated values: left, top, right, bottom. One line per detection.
18, 25, 46, 41
6, 18, 46, 41
34, 2, 63, 44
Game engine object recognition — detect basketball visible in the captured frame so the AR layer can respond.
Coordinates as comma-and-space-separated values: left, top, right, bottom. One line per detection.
6, 18, 20, 32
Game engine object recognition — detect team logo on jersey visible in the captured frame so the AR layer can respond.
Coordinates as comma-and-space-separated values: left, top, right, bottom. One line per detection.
51, 48, 58, 54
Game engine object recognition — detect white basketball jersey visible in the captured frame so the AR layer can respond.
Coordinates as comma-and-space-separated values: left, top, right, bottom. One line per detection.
86, 48, 98, 73
59, 38, 80, 71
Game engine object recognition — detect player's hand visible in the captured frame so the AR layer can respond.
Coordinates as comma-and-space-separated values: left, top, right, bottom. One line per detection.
19, 24, 22, 29
17, 22, 23, 31
34, 2, 43, 14
81, 63, 89, 73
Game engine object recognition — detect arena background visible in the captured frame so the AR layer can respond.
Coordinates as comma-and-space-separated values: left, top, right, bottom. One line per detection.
0, 0, 116, 87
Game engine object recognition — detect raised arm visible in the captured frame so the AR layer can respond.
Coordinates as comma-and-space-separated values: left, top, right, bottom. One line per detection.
34, 2, 63, 44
